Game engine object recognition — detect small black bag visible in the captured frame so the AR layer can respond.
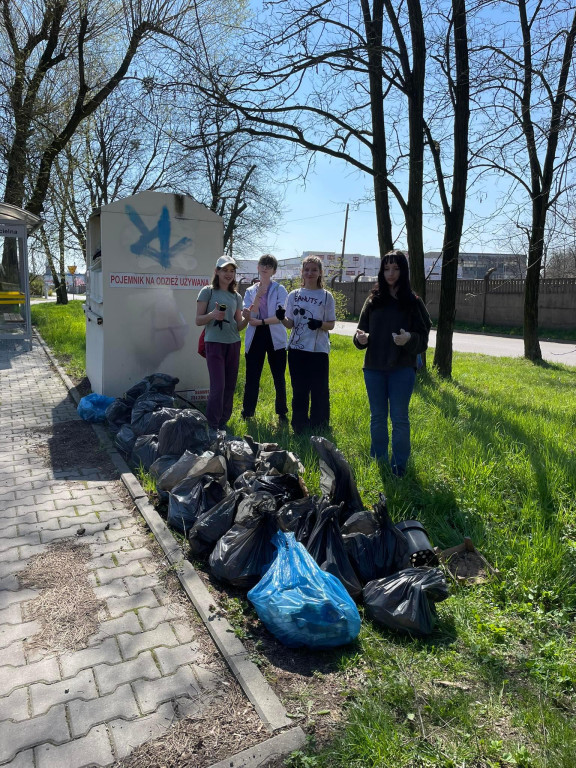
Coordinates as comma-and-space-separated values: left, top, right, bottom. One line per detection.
363, 567, 449, 635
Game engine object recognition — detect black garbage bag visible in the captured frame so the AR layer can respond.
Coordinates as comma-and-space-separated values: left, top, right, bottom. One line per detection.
276, 496, 319, 546
224, 438, 257, 481
306, 502, 363, 601
244, 436, 279, 455
209, 491, 278, 588
131, 435, 159, 471
343, 495, 409, 584
157, 451, 227, 492
167, 474, 227, 535
157, 409, 211, 457
251, 473, 305, 506
124, 373, 179, 403
143, 407, 181, 437
363, 567, 449, 636
131, 393, 175, 436
233, 470, 262, 491
149, 454, 181, 482
310, 436, 363, 518
105, 398, 133, 434
115, 424, 137, 456
255, 449, 304, 476
188, 489, 245, 557
341, 510, 379, 536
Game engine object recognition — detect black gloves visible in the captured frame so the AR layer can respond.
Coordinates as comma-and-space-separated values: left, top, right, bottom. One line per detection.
307, 318, 323, 330
275, 305, 286, 320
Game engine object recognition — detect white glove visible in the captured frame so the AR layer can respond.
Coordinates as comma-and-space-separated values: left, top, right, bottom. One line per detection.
392, 328, 411, 346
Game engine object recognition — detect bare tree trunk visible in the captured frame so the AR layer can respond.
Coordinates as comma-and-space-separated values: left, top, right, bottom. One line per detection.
517, 3, 576, 362
362, 0, 394, 257
403, 0, 426, 300
523, 218, 545, 360
432, 0, 470, 378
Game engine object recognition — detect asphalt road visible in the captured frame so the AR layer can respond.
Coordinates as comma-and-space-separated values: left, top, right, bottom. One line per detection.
333, 322, 576, 367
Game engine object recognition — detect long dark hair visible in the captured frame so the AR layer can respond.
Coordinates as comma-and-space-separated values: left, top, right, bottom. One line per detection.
212, 269, 237, 293
371, 250, 414, 307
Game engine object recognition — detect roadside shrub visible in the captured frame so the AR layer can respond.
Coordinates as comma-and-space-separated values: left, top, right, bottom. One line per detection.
29, 276, 45, 296
331, 289, 347, 321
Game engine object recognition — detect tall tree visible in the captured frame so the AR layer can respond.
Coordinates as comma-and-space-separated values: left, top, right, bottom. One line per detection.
188, 0, 477, 347
474, 0, 576, 360
179, 97, 285, 258
0, 0, 200, 286
189, 1, 413, 277
429, 0, 470, 376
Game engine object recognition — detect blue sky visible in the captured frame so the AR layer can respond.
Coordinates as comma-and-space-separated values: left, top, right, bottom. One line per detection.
261, 151, 522, 262
261, 155, 388, 261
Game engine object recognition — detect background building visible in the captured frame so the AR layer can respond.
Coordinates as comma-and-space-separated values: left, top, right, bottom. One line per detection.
275, 251, 381, 282
237, 250, 526, 284
424, 251, 525, 281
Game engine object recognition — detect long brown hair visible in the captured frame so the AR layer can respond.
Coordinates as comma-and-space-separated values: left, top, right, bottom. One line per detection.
301, 255, 324, 288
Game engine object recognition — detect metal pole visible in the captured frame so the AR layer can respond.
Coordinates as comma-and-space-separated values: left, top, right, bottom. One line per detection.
338, 204, 349, 281
482, 267, 496, 326
353, 272, 365, 315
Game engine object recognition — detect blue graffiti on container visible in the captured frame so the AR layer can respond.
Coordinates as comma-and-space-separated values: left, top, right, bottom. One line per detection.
126, 205, 192, 269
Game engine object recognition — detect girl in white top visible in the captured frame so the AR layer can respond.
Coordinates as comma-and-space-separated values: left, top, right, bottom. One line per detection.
241, 254, 288, 422
276, 256, 336, 433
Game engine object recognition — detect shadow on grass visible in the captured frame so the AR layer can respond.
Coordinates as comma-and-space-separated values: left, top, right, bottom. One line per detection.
418, 370, 576, 527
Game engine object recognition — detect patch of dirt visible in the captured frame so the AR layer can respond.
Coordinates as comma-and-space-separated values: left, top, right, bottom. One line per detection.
28, 420, 118, 474
73, 376, 92, 399
442, 549, 495, 584
20, 539, 107, 654
113, 685, 267, 768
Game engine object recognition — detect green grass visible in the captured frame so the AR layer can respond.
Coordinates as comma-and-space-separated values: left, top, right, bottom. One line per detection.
32, 305, 576, 767
31, 301, 86, 379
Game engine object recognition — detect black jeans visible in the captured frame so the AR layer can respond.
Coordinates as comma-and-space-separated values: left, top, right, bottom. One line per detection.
287, 348, 330, 432
242, 325, 287, 417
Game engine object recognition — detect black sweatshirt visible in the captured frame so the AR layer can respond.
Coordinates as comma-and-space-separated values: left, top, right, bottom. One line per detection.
353, 294, 431, 370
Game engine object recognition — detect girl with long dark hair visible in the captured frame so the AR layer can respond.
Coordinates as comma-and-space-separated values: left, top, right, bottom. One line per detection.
354, 250, 431, 476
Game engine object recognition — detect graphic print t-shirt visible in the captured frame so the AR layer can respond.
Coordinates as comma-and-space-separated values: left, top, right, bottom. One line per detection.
285, 288, 336, 353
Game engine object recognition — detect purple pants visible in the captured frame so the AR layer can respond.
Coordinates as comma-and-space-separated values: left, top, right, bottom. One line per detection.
205, 341, 241, 429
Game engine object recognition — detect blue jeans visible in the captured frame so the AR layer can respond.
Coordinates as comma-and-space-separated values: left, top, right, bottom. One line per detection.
363, 367, 416, 471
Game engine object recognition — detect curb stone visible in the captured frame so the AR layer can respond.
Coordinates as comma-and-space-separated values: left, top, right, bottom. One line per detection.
206, 726, 307, 768
33, 330, 301, 760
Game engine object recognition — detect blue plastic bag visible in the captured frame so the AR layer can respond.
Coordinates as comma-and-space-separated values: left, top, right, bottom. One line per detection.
248, 531, 361, 648
77, 393, 115, 423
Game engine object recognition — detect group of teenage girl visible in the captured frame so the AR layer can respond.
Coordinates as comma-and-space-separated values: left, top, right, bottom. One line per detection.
196, 249, 431, 477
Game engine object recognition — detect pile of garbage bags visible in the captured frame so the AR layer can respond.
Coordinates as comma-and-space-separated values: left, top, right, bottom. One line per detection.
102, 374, 449, 648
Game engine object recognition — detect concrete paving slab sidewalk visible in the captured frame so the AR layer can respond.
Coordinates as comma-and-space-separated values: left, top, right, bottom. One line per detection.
0, 338, 304, 768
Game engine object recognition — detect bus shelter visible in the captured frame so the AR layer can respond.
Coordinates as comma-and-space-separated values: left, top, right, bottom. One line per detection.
0, 203, 42, 350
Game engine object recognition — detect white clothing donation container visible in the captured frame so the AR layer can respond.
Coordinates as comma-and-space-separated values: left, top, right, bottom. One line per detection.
84, 192, 220, 399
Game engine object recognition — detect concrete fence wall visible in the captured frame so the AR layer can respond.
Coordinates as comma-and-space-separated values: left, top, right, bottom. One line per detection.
324, 277, 576, 330
238, 277, 576, 329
